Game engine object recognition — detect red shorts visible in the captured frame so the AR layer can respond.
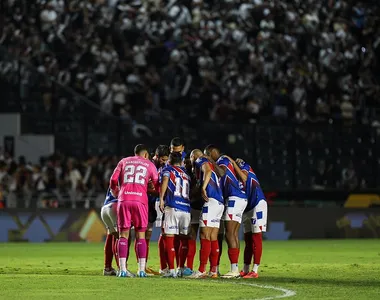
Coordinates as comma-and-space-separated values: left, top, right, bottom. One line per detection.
117, 201, 148, 232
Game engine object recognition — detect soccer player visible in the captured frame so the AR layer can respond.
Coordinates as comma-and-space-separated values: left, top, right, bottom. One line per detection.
204, 145, 247, 278
159, 152, 191, 278
227, 157, 267, 279
184, 157, 202, 276
149, 145, 170, 275
170, 137, 186, 161
189, 149, 224, 278
110, 144, 159, 278
100, 188, 118, 276
169, 137, 186, 266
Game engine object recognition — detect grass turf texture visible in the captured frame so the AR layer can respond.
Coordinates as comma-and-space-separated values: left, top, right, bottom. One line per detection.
0, 240, 379, 300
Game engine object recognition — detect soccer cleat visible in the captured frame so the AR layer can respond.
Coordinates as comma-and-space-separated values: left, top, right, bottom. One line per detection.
188, 270, 208, 279
221, 271, 241, 279
146, 267, 160, 276
118, 271, 127, 277
126, 270, 136, 277
103, 268, 117, 276
159, 268, 169, 275
240, 270, 248, 277
209, 272, 219, 278
162, 270, 177, 278
138, 271, 148, 278
243, 271, 259, 279
182, 267, 193, 277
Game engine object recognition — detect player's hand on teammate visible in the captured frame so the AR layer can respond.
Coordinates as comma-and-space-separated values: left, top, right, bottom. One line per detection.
110, 188, 119, 198
235, 158, 244, 165
201, 188, 209, 202
159, 198, 165, 213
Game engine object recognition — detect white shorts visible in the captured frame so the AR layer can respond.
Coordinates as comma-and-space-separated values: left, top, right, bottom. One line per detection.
191, 208, 201, 225
163, 207, 191, 235
101, 202, 117, 234
223, 196, 248, 224
155, 200, 164, 227
242, 200, 268, 233
200, 198, 224, 228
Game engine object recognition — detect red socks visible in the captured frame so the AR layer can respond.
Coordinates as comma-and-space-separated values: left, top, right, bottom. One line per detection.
244, 232, 253, 265
112, 235, 119, 268
165, 236, 176, 270
179, 237, 189, 268
210, 240, 219, 273
252, 233, 263, 265
199, 239, 211, 273
174, 235, 180, 267
158, 235, 168, 270
187, 239, 196, 270
228, 248, 240, 264
104, 234, 113, 269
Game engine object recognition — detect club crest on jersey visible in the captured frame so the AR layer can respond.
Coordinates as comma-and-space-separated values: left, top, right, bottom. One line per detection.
251, 218, 257, 225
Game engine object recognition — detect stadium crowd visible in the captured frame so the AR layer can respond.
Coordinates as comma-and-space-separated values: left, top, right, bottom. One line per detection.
1, 0, 380, 124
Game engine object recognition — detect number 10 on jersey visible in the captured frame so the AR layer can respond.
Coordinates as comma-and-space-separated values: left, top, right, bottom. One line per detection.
174, 177, 189, 199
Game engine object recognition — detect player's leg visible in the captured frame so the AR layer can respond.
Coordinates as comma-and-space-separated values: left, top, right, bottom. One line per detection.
241, 211, 253, 276
189, 200, 215, 278
208, 199, 224, 278
174, 235, 180, 268
216, 219, 225, 275
186, 223, 198, 273
177, 211, 191, 276
117, 201, 132, 277
133, 202, 149, 277
222, 197, 246, 278
100, 205, 116, 275
109, 203, 120, 272
186, 208, 200, 274
244, 200, 267, 279
162, 207, 179, 277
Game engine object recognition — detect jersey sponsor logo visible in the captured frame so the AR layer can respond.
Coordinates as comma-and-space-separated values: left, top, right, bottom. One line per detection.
124, 191, 143, 196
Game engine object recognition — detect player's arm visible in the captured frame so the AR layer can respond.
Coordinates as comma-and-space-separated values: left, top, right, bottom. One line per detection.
149, 164, 160, 193
159, 175, 169, 213
201, 163, 212, 202
203, 155, 226, 177
148, 181, 159, 196
224, 155, 248, 183
109, 160, 122, 197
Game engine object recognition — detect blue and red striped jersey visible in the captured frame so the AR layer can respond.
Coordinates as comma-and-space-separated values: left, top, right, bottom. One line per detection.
216, 156, 246, 199
194, 157, 224, 204
238, 161, 266, 211
162, 165, 191, 212
104, 188, 118, 206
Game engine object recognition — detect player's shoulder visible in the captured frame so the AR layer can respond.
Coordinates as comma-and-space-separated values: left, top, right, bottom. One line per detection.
217, 155, 230, 165
196, 156, 207, 164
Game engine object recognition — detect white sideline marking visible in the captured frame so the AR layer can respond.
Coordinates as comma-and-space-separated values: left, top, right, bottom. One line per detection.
236, 282, 296, 300
183, 279, 296, 300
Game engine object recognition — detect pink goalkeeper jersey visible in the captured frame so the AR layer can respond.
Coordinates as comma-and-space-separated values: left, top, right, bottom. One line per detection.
109, 156, 159, 205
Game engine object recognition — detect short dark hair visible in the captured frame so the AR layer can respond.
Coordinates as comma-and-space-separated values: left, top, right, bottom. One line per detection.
204, 144, 219, 155
170, 137, 184, 147
169, 152, 183, 165
155, 145, 170, 158
134, 144, 149, 155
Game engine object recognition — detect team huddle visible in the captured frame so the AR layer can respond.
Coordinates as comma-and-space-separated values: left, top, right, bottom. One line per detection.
100, 138, 267, 279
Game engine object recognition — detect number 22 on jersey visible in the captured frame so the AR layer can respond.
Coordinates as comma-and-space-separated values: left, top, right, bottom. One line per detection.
123, 165, 147, 185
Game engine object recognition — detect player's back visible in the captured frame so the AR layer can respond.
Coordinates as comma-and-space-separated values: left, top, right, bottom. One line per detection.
217, 156, 246, 199
117, 156, 157, 205
239, 161, 265, 211
163, 165, 191, 212
195, 156, 223, 203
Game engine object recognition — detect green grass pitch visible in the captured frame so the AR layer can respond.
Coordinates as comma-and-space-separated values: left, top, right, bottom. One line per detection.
1, 240, 380, 299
